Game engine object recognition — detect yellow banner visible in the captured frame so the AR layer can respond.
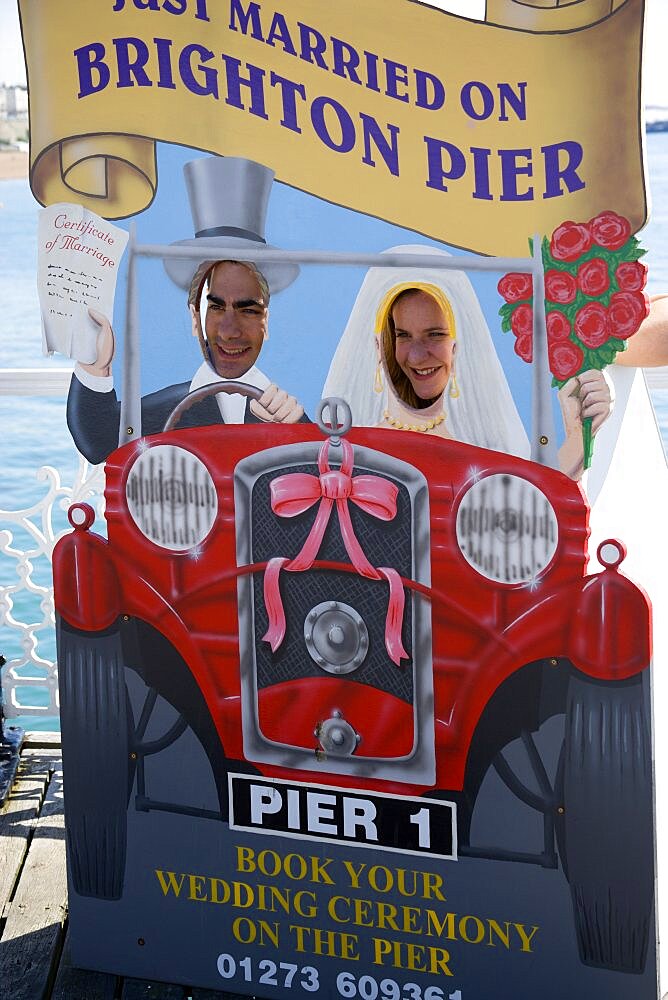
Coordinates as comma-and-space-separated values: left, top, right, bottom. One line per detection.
19, 0, 646, 255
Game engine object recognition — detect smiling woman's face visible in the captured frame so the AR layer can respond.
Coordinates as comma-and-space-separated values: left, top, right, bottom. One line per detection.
391, 290, 455, 401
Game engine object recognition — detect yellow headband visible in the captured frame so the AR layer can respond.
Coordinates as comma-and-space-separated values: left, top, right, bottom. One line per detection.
375, 282, 457, 340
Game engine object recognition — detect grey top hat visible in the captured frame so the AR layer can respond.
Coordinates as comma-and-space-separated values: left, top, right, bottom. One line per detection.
164, 156, 299, 294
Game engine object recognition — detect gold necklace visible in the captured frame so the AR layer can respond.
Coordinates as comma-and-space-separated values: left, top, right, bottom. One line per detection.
382, 410, 445, 433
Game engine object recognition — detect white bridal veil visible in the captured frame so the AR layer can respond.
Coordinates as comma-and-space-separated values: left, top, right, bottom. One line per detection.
323, 245, 529, 457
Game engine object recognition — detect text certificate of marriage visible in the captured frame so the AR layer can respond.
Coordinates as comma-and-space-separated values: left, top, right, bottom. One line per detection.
37, 203, 128, 363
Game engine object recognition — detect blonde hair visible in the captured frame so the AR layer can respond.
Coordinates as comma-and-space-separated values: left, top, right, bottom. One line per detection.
376, 283, 456, 409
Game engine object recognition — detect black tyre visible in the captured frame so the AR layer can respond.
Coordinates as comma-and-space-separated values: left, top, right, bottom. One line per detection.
58, 619, 130, 900
559, 671, 653, 973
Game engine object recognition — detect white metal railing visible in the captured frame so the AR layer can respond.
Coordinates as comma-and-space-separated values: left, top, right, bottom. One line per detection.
644, 368, 668, 390
1, 368, 105, 720
0, 368, 73, 395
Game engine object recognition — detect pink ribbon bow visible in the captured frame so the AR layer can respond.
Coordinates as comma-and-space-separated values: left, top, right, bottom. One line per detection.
262, 438, 408, 665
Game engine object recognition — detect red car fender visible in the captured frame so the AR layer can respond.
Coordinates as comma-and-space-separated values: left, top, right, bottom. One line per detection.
53, 504, 120, 630
430, 590, 575, 790
567, 539, 651, 681
105, 572, 246, 758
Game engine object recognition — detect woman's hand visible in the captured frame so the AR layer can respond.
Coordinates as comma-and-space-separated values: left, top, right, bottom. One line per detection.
80, 308, 115, 377
557, 369, 614, 480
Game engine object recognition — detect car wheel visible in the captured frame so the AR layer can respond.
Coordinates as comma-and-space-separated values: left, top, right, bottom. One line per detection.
58, 618, 130, 900
558, 670, 653, 973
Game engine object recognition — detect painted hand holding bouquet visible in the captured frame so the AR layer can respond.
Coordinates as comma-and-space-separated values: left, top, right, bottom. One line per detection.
499, 211, 649, 470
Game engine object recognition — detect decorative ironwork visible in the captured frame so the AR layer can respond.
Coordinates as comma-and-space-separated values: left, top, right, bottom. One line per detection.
0, 369, 104, 719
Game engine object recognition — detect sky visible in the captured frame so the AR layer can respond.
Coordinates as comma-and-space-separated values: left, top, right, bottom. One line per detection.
0, 0, 667, 104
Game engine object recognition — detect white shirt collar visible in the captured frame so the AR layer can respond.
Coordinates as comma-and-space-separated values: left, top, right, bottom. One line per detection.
189, 361, 270, 424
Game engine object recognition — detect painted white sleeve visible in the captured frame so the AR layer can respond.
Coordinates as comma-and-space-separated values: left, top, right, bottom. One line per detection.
74, 363, 114, 393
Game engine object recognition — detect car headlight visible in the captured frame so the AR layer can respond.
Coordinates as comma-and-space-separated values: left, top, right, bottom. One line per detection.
126, 445, 217, 551
456, 474, 558, 584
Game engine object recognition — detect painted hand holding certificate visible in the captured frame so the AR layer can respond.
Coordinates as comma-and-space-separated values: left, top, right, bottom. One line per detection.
37, 203, 128, 362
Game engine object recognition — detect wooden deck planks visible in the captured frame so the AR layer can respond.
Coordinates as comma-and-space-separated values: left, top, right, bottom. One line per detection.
0, 746, 55, 919
0, 752, 67, 1000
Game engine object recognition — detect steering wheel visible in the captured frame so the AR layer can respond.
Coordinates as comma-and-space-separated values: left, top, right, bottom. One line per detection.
162, 381, 265, 432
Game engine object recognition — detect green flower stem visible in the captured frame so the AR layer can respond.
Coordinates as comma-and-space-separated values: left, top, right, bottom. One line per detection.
582, 415, 594, 471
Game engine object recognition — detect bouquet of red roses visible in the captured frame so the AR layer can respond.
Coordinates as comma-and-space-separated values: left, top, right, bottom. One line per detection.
498, 211, 649, 470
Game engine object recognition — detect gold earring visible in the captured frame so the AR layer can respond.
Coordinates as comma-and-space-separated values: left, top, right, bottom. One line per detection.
449, 372, 460, 399
374, 363, 384, 393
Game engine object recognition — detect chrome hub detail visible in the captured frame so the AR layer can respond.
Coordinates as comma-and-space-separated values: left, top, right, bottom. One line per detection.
315, 710, 361, 756
304, 601, 369, 674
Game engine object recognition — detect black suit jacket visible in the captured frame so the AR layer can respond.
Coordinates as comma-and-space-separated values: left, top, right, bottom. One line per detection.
67, 377, 308, 465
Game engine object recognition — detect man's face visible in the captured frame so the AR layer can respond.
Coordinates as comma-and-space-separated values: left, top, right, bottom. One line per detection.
204, 262, 268, 379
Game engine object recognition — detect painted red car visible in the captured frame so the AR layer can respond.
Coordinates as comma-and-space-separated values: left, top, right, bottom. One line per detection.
54, 393, 653, 975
